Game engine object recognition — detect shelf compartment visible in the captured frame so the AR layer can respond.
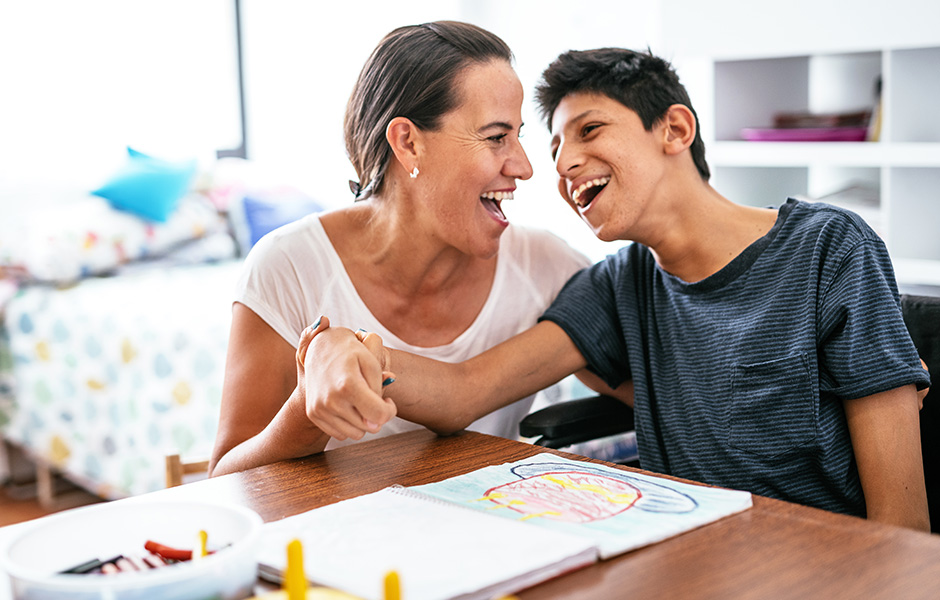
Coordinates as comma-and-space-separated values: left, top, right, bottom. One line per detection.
889, 47, 940, 143
714, 52, 880, 142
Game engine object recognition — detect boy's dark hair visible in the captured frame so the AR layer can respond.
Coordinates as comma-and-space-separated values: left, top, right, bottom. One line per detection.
536, 48, 710, 181
345, 21, 513, 200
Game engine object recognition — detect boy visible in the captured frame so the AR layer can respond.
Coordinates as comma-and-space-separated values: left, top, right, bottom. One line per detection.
299, 49, 930, 530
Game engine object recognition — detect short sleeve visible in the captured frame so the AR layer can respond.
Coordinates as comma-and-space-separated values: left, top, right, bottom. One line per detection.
816, 238, 930, 399
504, 225, 592, 308
233, 229, 311, 347
539, 256, 631, 389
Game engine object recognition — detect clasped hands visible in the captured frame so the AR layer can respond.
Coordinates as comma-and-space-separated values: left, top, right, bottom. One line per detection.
295, 316, 397, 441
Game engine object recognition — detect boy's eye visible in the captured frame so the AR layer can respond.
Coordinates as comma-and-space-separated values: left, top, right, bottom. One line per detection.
581, 123, 601, 136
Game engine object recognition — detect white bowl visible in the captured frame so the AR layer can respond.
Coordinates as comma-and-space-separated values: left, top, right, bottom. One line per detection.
0, 500, 263, 600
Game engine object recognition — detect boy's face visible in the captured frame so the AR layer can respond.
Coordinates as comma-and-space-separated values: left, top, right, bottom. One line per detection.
549, 92, 668, 243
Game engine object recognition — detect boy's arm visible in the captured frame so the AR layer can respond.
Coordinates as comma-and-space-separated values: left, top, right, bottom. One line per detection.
573, 370, 635, 407
389, 321, 590, 433
843, 384, 930, 531
302, 320, 589, 438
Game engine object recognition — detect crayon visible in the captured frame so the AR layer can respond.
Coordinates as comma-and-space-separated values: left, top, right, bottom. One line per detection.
384, 570, 400, 600
58, 555, 123, 575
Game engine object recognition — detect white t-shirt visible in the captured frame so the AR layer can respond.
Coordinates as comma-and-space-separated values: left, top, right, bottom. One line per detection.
234, 213, 591, 448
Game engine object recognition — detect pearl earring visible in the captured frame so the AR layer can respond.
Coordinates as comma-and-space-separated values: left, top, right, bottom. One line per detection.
410, 167, 419, 179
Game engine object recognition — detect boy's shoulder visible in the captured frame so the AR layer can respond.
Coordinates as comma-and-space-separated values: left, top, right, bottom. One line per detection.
784, 198, 881, 244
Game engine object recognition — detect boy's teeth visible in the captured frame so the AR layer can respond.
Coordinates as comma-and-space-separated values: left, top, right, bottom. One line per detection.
481, 191, 514, 201
571, 176, 611, 206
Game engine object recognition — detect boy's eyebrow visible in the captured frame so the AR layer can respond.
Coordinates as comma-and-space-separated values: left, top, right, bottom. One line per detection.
550, 109, 598, 145
570, 109, 596, 123
561, 109, 598, 131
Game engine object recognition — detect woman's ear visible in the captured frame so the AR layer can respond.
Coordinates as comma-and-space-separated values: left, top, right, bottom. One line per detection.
386, 117, 420, 175
661, 104, 696, 155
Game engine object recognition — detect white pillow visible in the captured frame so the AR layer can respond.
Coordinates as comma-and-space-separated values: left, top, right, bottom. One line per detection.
0, 193, 232, 285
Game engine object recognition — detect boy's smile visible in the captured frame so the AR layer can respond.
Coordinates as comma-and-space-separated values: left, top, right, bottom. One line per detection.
570, 175, 611, 209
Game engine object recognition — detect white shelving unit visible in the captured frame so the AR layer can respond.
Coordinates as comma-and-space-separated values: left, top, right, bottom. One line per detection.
705, 45, 940, 289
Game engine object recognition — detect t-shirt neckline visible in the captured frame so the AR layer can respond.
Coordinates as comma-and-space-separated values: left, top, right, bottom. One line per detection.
659, 198, 798, 294
310, 214, 506, 352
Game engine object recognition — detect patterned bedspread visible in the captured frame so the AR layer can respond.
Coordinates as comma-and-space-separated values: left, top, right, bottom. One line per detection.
0, 260, 243, 498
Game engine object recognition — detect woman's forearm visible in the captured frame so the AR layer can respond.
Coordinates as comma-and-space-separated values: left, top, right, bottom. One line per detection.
210, 387, 331, 477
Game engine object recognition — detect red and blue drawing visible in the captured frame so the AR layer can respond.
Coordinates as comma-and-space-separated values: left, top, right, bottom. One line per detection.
474, 462, 698, 523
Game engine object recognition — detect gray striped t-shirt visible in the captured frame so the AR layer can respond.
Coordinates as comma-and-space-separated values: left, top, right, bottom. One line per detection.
541, 198, 930, 516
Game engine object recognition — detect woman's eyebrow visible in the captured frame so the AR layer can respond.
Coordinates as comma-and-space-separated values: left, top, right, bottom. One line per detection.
478, 121, 517, 133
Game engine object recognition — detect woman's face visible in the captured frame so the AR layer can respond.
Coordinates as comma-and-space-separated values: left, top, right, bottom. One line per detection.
414, 59, 532, 259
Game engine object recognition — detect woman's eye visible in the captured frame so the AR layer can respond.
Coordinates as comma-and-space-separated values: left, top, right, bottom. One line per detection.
488, 134, 508, 143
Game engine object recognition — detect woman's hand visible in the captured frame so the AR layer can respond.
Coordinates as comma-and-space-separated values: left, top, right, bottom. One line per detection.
296, 317, 397, 441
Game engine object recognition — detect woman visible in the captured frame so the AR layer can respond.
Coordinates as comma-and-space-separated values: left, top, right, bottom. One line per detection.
209, 21, 591, 477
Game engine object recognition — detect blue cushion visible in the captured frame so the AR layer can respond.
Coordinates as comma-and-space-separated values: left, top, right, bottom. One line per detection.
92, 148, 197, 222
241, 191, 322, 249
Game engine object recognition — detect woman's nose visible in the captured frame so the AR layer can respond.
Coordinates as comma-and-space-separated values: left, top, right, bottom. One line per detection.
506, 138, 533, 181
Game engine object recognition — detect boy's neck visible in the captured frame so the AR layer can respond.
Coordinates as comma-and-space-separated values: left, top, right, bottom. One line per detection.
648, 186, 779, 284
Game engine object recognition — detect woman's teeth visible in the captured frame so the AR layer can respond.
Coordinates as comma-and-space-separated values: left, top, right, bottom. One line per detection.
481, 191, 514, 201
571, 176, 611, 207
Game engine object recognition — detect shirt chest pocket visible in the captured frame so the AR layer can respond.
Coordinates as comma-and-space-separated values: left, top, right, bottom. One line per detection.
729, 353, 817, 459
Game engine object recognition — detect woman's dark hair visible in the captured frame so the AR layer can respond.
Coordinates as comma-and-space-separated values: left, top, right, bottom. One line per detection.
535, 48, 710, 181
344, 21, 513, 199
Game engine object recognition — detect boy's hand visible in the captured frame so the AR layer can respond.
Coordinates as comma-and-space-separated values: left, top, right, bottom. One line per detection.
918, 358, 929, 411
296, 317, 397, 441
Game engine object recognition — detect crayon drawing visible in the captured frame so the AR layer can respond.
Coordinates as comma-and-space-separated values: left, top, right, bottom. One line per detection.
412, 453, 753, 559
474, 461, 697, 523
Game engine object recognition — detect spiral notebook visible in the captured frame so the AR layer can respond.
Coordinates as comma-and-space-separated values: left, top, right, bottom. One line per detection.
256, 453, 752, 600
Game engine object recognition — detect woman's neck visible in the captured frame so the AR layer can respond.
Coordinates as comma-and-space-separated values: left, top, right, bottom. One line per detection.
320, 201, 498, 347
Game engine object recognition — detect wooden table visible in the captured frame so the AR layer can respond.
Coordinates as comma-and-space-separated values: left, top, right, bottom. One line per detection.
15, 430, 940, 599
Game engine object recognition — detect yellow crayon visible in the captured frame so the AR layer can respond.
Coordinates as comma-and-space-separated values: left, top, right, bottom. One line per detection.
384, 570, 401, 600
192, 530, 208, 561
247, 539, 362, 600
286, 539, 306, 600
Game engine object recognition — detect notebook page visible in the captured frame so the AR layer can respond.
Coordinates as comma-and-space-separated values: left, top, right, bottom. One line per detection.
256, 486, 596, 600
411, 453, 753, 560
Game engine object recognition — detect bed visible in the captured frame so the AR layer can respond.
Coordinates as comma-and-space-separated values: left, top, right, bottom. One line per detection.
0, 153, 323, 502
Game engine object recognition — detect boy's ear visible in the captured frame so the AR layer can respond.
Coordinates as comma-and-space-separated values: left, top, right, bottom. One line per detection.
386, 117, 421, 174
661, 104, 696, 155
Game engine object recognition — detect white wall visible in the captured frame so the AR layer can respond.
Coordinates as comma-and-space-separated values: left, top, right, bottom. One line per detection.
662, 0, 940, 59
240, 0, 463, 206
0, 0, 239, 207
